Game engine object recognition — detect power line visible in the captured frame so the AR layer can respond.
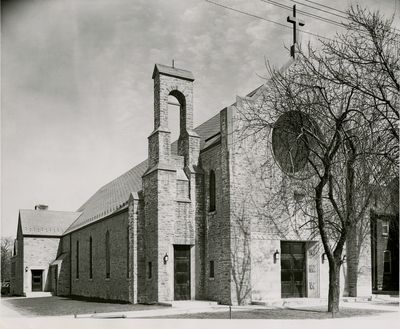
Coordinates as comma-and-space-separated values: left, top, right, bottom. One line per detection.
205, 0, 334, 42
292, 0, 400, 33
302, 0, 347, 15
262, 0, 345, 29
291, 0, 347, 19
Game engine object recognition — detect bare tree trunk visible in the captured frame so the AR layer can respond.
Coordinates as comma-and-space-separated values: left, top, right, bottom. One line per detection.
345, 138, 357, 297
328, 259, 341, 314
346, 223, 359, 297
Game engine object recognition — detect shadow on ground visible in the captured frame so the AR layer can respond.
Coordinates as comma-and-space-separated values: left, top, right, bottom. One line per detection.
1, 296, 166, 316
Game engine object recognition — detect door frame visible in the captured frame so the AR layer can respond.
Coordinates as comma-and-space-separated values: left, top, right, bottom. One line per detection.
173, 245, 191, 301
31, 269, 44, 292
280, 241, 307, 298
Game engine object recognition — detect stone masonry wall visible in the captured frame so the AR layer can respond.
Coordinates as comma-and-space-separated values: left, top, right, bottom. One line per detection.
230, 93, 325, 302
70, 210, 130, 302
23, 236, 60, 293
57, 235, 71, 296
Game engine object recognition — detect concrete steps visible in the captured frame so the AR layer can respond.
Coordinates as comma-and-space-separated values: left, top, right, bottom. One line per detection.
24, 292, 52, 298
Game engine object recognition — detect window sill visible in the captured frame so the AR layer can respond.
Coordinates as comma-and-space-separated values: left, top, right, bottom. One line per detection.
208, 210, 217, 215
209, 277, 215, 281
105, 278, 111, 281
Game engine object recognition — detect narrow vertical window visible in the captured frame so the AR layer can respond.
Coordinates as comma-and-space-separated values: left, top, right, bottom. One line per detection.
209, 170, 216, 212
209, 260, 214, 278
13, 239, 17, 256
105, 231, 110, 278
76, 240, 79, 279
127, 227, 130, 278
382, 220, 389, 236
89, 236, 93, 279
384, 250, 391, 274
148, 262, 152, 279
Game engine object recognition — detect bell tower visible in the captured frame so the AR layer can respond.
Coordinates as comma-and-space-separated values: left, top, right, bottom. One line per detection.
141, 64, 203, 303
148, 63, 200, 169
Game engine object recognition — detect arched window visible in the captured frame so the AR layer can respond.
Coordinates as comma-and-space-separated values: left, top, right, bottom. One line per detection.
105, 231, 110, 278
209, 170, 216, 212
76, 240, 79, 279
89, 236, 93, 279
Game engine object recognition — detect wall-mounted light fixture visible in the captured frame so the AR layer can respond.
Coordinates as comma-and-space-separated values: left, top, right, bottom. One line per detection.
163, 253, 169, 265
25, 266, 29, 272
341, 255, 347, 264
273, 250, 280, 264
321, 253, 327, 264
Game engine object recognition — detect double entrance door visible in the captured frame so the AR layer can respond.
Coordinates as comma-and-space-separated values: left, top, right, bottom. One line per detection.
281, 242, 306, 298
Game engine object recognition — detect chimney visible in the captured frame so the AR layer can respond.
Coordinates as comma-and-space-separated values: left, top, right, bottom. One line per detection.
35, 204, 48, 210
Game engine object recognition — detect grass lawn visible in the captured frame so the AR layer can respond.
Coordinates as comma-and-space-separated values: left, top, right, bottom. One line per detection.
140, 306, 392, 319
2, 296, 167, 316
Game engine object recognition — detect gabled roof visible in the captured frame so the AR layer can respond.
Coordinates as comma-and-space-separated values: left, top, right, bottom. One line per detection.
63, 113, 221, 235
19, 209, 81, 236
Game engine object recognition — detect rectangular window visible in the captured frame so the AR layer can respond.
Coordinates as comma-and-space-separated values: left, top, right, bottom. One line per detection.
76, 240, 79, 279
382, 220, 389, 236
384, 251, 391, 274
89, 237, 93, 279
209, 260, 214, 278
148, 262, 152, 279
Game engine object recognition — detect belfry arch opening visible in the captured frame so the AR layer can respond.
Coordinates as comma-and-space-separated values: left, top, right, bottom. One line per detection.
167, 90, 186, 144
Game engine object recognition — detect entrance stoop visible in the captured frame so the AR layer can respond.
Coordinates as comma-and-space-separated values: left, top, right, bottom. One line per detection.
24, 292, 52, 298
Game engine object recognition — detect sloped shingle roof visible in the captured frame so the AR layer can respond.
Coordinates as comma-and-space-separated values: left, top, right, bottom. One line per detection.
64, 113, 221, 235
20, 209, 81, 236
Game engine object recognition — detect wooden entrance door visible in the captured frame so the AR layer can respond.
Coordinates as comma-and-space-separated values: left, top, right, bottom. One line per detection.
174, 245, 190, 300
31, 270, 43, 292
281, 242, 306, 298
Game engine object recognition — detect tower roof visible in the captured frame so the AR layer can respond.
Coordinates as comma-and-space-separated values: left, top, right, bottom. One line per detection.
152, 63, 195, 81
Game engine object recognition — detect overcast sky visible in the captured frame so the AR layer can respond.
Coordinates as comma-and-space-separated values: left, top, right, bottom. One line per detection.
1, 0, 398, 238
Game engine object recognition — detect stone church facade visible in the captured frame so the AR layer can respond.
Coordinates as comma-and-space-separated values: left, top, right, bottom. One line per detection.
10, 63, 377, 304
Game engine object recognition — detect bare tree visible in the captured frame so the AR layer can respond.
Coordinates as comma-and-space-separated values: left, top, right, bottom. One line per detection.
238, 6, 398, 313
1, 237, 13, 283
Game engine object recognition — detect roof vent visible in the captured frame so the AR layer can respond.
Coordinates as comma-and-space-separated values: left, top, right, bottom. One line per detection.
35, 204, 48, 210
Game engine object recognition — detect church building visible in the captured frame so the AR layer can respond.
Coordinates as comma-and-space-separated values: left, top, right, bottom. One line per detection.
10, 63, 377, 304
